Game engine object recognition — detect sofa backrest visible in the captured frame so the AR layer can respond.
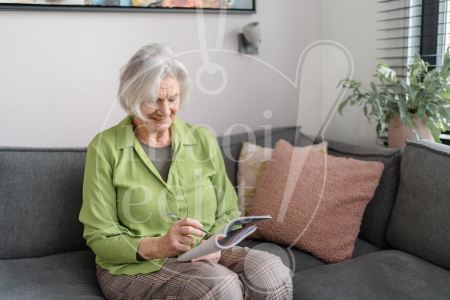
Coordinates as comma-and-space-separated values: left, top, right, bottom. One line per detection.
1, 126, 401, 259
0, 148, 88, 259
217, 126, 302, 186
326, 140, 403, 249
385, 139, 450, 271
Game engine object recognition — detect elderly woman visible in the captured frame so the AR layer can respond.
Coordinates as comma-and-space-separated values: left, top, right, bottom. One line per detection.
79, 43, 293, 299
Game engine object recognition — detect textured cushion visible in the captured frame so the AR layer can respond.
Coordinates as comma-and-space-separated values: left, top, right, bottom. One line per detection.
0, 148, 88, 259
327, 139, 402, 248
293, 250, 450, 300
237, 141, 328, 216
217, 126, 302, 187
386, 140, 450, 270
249, 140, 384, 263
0, 250, 103, 299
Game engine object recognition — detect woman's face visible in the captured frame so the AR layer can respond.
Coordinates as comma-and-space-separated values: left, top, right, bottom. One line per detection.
139, 77, 180, 134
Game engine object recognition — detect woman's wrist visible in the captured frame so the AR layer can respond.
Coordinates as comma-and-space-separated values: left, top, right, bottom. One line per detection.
137, 237, 163, 260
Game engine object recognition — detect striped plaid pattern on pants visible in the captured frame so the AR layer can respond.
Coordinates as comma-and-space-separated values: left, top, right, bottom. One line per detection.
96, 246, 293, 300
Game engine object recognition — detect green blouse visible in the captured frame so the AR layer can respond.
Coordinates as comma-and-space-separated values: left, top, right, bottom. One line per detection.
79, 115, 240, 275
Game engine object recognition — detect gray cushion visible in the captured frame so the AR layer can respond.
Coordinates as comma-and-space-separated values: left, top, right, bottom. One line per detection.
0, 250, 103, 299
352, 238, 384, 258
326, 140, 402, 249
293, 250, 450, 300
0, 148, 88, 259
386, 140, 450, 271
239, 238, 383, 274
218, 126, 302, 186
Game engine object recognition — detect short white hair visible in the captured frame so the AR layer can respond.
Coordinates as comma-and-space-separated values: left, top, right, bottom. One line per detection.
118, 43, 193, 121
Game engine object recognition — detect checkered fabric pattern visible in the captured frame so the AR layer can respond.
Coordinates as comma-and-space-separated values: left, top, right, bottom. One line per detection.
96, 246, 293, 299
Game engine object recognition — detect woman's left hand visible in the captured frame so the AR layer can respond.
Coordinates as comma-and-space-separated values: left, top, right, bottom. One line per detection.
191, 240, 221, 263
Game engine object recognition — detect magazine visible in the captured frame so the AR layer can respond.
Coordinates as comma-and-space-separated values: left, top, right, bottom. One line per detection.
177, 215, 272, 262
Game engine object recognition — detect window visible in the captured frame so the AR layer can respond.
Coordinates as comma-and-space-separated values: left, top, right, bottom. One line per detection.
378, 0, 449, 75
378, 0, 450, 145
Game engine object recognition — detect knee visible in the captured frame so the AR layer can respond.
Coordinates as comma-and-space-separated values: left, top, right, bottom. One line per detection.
242, 250, 293, 298
193, 262, 243, 300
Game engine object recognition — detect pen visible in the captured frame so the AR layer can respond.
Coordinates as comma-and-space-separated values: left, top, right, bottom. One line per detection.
168, 212, 213, 238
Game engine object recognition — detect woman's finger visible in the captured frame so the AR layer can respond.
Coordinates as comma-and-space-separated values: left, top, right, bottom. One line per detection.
191, 255, 207, 262
172, 240, 191, 253
179, 225, 204, 237
179, 234, 196, 245
191, 250, 221, 263
177, 218, 203, 230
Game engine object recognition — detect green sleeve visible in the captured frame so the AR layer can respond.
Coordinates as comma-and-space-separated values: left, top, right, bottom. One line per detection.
79, 140, 143, 265
208, 138, 242, 234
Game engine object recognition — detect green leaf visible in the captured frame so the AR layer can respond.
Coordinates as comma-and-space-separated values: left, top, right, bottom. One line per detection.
399, 80, 415, 100
418, 103, 426, 119
427, 119, 442, 143
363, 104, 369, 119
438, 106, 450, 123
370, 82, 378, 94
338, 99, 349, 115
336, 79, 347, 88
412, 129, 422, 140
376, 123, 382, 137
397, 96, 407, 124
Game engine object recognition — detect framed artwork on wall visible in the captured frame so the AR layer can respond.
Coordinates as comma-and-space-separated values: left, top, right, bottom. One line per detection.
0, 0, 255, 13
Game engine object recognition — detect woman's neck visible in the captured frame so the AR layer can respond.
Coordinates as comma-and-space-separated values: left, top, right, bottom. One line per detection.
133, 119, 171, 148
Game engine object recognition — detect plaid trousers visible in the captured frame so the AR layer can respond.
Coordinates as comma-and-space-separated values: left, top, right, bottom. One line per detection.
96, 246, 293, 300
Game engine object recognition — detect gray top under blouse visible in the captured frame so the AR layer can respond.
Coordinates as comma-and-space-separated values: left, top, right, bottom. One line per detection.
138, 141, 173, 183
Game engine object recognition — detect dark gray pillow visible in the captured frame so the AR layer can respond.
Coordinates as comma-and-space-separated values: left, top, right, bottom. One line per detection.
386, 139, 450, 270
217, 126, 302, 187
326, 140, 403, 249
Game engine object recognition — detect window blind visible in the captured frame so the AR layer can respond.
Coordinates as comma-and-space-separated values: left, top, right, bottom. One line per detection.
377, 0, 449, 78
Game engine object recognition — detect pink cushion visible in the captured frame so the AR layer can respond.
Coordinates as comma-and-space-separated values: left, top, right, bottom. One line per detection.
248, 140, 384, 263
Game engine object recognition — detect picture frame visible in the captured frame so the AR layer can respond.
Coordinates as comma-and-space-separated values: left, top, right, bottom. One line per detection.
0, 0, 255, 13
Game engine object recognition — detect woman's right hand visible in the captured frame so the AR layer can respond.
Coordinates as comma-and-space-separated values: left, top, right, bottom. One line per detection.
138, 218, 205, 259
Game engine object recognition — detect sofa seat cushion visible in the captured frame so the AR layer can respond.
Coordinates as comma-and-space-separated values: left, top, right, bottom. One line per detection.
239, 238, 383, 274
239, 238, 326, 273
0, 250, 103, 299
293, 250, 450, 300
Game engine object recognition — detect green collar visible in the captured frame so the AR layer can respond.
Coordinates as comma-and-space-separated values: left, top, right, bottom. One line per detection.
115, 115, 197, 151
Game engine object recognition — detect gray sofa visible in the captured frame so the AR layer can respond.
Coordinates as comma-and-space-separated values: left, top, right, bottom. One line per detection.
1, 126, 449, 299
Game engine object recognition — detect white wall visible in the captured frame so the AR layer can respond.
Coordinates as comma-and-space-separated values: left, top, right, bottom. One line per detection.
321, 0, 381, 147
0, 0, 322, 147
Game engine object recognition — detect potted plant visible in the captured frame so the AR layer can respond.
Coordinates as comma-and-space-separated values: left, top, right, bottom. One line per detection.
338, 47, 450, 147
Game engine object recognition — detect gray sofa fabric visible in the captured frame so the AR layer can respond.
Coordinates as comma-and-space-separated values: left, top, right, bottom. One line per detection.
239, 238, 327, 273
217, 126, 302, 187
351, 238, 384, 258
326, 140, 402, 249
386, 140, 450, 271
238, 238, 384, 274
292, 250, 450, 300
0, 250, 103, 300
0, 148, 88, 259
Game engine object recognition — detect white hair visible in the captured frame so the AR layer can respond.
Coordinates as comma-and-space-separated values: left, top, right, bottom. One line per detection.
118, 43, 193, 121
